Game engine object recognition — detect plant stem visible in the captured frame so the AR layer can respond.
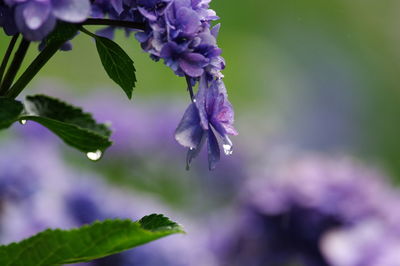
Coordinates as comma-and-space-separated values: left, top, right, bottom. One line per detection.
79, 26, 97, 38
6, 40, 64, 99
0, 38, 30, 96
185, 75, 194, 101
0, 34, 19, 86
81, 18, 146, 31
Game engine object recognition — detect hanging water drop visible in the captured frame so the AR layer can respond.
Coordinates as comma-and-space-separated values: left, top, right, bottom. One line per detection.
222, 144, 233, 155
189, 147, 195, 151
19, 119, 27, 125
86, 150, 102, 161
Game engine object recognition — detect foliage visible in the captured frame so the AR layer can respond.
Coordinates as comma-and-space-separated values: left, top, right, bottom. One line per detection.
0, 214, 183, 266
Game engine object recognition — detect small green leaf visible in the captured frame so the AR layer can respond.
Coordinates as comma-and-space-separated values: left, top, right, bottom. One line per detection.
22, 95, 112, 153
95, 35, 136, 99
0, 97, 23, 129
0, 214, 184, 266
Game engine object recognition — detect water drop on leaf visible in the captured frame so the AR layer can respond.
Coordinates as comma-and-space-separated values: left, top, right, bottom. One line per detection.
86, 150, 102, 161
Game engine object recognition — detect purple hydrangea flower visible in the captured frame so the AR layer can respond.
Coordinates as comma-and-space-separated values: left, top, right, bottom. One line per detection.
1, 0, 90, 41
214, 155, 400, 266
92, 0, 224, 78
175, 74, 237, 170
136, 0, 172, 21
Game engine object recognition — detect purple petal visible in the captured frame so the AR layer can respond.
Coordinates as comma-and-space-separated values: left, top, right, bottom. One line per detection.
175, 103, 204, 148
175, 7, 200, 35
195, 74, 209, 130
207, 129, 220, 170
211, 96, 238, 136
209, 79, 238, 136
135, 32, 150, 43
21, 1, 51, 30
15, 4, 56, 41
137, 6, 157, 21
160, 41, 180, 58
186, 133, 206, 170
179, 52, 207, 77
111, 0, 123, 15
211, 23, 221, 38
51, 0, 90, 23
173, 0, 192, 8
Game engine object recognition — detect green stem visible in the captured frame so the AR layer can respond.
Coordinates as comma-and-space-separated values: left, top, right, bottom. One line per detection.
0, 34, 19, 86
82, 18, 146, 31
0, 38, 30, 95
6, 40, 65, 99
185, 75, 194, 101
79, 26, 97, 38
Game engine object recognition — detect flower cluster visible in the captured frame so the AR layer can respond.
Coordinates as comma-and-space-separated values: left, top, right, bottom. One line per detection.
0, 0, 90, 41
92, 0, 238, 169
214, 155, 400, 266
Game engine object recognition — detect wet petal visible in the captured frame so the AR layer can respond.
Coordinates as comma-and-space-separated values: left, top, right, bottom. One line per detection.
175, 103, 204, 148
207, 129, 220, 170
186, 132, 206, 170
195, 74, 209, 130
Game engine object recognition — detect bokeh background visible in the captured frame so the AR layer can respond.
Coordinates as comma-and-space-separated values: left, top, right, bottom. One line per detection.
2, 1, 400, 265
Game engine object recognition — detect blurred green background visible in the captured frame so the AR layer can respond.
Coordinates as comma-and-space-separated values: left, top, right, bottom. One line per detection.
1, 0, 400, 181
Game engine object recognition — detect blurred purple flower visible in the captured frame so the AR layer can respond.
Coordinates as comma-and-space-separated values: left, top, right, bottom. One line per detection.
1, 0, 90, 41
0, 128, 219, 265
175, 74, 238, 170
214, 155, 400, 266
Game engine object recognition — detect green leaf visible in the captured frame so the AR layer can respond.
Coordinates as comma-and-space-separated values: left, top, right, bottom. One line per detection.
95, 35, 136, 99
0, 97, 23, 129
0, 214, 184, 266
22, 95, 112, 153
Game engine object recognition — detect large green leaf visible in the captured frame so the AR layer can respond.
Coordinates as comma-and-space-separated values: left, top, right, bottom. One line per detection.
0, 214, 184, 266
0, 97, 23, 129
22, 95, 112, 153
95, 34, 137, 99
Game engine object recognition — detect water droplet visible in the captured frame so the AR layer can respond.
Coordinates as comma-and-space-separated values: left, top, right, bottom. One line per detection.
189, 147, 195, 151
19, 120, 27, 125
86, 150, 102, 161
222, 144, 233, 155
193, 99, 197, 103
